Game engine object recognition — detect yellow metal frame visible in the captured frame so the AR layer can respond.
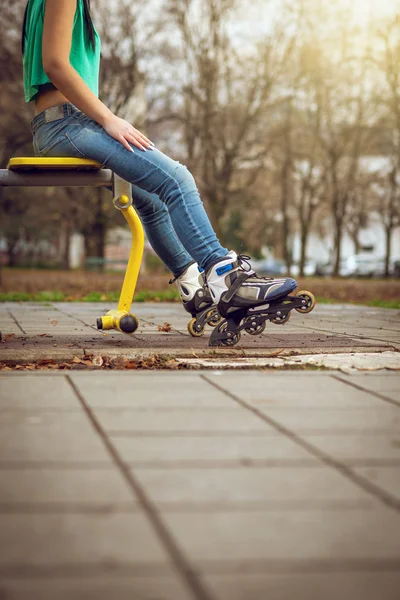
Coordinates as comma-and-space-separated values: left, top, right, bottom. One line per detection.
97, 194, 144, 334
7, 157, 144, 336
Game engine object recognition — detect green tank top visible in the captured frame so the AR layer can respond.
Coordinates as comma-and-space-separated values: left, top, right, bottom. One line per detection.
23, 0, 101, 103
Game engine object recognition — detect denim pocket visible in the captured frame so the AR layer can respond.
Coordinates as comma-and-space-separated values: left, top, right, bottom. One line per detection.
36, 135, 66, 157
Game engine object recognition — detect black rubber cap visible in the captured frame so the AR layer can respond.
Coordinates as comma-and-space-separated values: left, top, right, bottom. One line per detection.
96, 318, 103, 330
119, 315, 138, 333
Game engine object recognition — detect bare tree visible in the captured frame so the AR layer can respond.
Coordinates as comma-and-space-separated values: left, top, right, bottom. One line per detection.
148, 0, 296, 243
372, 15, 400, 276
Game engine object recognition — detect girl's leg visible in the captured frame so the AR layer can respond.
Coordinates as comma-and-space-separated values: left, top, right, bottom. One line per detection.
131, 183, 194, 277
40, 108, 228, 271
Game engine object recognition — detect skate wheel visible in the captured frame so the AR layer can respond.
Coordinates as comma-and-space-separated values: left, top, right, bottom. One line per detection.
187, 317, 205, 337
217, 321, 241, 346
244, 316, 266, 335
206, 309, 223, 327
295, 290, 316, 314
271, 312, 291, 325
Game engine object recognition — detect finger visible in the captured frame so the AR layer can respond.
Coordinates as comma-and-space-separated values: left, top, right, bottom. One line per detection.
131, 132, 152, 149
132, 128, 154, 147
118, 135, 134, 153
128, 134, 148, 152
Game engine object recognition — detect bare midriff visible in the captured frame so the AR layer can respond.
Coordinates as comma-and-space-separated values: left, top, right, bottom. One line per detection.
34, 84, 70, 115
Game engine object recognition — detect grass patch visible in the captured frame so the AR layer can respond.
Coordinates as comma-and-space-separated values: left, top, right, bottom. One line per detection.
314, 296, 339, 304
0, 289, 181, 303
0, 291, 68, 302
315, 296, 400, 309
367, 299, 400, 309
0, 289, 398, 309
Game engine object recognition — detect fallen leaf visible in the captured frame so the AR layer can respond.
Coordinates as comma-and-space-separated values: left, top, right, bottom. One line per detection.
92, 356, 104, 367
3, 334, 16, 342
157, 322, 172, 332
110, 356, 128, 369
72, 356, 86, 364
124, 360, 138, 370
50, 320, 58, 325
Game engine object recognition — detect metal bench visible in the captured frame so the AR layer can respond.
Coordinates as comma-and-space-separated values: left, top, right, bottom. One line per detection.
0, 157, 144, 334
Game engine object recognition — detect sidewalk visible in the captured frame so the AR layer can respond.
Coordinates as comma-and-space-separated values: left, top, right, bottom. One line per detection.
0, 302, 399, 366
0, 369, 399, 599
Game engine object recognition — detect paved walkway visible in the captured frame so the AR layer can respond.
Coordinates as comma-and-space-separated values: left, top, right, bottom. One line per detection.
0, 370, 399, 599
0, 302, 399, 364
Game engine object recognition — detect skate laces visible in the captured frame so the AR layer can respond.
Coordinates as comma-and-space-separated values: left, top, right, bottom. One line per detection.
236, 254, 274, 281
236, 254, 252, 272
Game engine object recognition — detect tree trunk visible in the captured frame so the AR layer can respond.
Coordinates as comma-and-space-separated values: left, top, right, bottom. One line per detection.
333, 218, 343, 277
299, 223, 308, 277
61, 220, 72, 270
6, 235, 19, 267
84, 190, 107, 272
280, 155, 292, 272
385, 224, 392, 278
353, 232, 360, 254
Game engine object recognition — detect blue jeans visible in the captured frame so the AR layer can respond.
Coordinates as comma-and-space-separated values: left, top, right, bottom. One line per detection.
31, 103, 228, 277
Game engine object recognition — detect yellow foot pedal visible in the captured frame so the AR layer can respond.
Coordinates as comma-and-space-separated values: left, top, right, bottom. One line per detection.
96, 311, 139, 334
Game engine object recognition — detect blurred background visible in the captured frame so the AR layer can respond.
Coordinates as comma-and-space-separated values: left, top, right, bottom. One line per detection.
0, 0, 399, 303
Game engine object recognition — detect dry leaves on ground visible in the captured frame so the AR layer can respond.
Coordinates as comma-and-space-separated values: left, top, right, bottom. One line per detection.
157, 322, 172, 332
0, 353, 185, 371
0, 333, 16, 343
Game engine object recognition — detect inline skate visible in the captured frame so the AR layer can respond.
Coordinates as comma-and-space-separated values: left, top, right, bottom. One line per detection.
171, 261, 222, 337
206, 253, 315, 347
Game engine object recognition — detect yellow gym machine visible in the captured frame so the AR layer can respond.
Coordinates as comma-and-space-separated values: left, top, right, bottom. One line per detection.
0, 157, 144, 334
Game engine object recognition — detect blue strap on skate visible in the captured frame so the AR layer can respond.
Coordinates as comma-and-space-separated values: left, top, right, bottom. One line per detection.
216, 262, 235, 276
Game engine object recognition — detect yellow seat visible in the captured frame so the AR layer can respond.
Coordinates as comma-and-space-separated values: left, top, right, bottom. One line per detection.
8, 157, 102, 171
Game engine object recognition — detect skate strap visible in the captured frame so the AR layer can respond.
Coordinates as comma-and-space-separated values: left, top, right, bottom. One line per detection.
222, 271, 251, 303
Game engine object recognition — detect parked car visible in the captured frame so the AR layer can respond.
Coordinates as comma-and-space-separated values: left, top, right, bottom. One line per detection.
373, 257, 400, 278
314, 256, 376, 277
343, 254, 378, 277
314, 259, 348, 277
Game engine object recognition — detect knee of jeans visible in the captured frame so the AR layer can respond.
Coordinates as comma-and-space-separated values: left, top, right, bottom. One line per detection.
134, 196, 168, 220
173, 162, 196, 188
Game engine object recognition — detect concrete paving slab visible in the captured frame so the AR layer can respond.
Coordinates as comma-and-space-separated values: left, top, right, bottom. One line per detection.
0, 467, 136, 508
303, 434, 400, 464
350, 467, 400, 502
0, 412, 111, 464
132, 466, 375, 508
0, 375, 80, 408
282, 351, 400, 372
204, 573, 400, 600
112, 434, 317, 466
0, 348, 86, 362
257, 406, 400, 433
1, 333, 388, 357
178, 352, 400, 371
0, 573, 192, 600
94, 408, 274, 434
70, 373, 237, 408
0, 368, 399, 600
162, 509, 400, 562
0, 513, 170, 568
205, 373, 385, 407
338, 374, 400, 401
1, 303, 398, 364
